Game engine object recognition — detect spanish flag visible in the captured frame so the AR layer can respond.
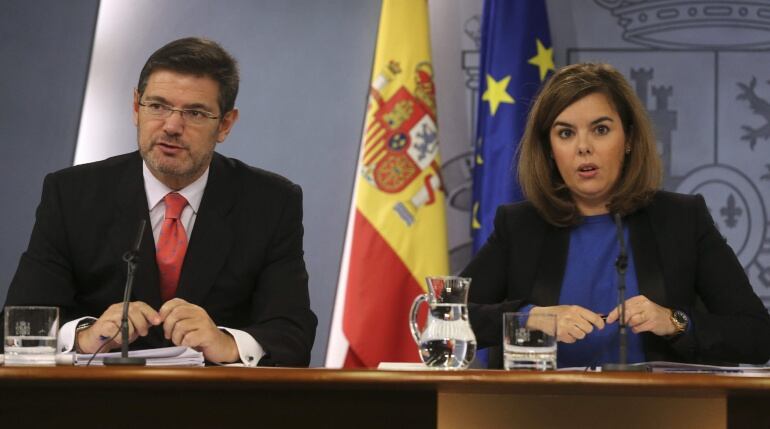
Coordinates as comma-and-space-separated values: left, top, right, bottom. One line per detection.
326, 0, 449, 368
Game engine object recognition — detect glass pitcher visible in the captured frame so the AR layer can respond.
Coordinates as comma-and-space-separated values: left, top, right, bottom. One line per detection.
409, 276, 476, 369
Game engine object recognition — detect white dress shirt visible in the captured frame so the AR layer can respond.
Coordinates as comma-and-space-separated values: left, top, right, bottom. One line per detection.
57, 161, 264, 366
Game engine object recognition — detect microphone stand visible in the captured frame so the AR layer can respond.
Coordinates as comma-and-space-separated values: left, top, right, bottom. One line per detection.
603, 213, 643, 372
104, 220, 147, 366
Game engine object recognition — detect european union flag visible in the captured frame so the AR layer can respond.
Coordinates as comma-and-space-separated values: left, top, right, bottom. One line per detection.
472, 0, 553, 252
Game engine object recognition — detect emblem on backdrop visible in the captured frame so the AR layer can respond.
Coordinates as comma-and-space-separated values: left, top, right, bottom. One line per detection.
572, 0, 770, 305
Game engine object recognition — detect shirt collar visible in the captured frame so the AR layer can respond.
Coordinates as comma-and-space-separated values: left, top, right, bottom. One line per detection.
142, 162, 209, 213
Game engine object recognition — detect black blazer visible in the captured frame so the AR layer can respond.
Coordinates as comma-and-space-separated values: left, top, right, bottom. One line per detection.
463, 191, 770, 365
4, 151, 317, 366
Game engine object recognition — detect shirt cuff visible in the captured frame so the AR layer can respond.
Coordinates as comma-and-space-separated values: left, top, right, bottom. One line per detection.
57, 317, 96, 353
219, 327, 264, 367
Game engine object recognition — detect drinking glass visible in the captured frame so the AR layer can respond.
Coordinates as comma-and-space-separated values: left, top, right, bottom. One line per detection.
502, 312, 556, 370
4, 306, 59, 366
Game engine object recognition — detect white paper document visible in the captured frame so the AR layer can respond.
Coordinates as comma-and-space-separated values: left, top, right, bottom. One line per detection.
74, 346, 204, 367
377, 362, 428, 370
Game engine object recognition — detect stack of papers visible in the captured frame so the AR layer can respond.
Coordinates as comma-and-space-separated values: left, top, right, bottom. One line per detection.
376, 361, 770, 376
635, 361, 770, 376
75, 346, 204, 367
558, 361, 770, 376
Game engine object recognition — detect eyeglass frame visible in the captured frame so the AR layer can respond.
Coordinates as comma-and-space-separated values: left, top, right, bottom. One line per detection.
137, 100, 220, 124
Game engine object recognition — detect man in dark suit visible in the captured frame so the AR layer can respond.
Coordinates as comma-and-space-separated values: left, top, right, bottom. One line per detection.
3, 37, 317, 366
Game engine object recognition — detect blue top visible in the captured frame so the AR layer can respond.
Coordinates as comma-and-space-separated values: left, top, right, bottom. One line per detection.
556, 214, 646, 368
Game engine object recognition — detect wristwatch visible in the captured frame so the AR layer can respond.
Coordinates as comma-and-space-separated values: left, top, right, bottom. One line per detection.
670, 310, 689, 335
75, 319, 95, 333
74, 319, 95, 352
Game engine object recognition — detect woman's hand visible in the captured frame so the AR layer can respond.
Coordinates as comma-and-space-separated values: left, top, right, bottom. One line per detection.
529, 305, 605, 343
605, 295, 677, 336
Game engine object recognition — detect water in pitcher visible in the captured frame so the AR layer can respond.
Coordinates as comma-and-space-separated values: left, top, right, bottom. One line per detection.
418, 304, 476, 369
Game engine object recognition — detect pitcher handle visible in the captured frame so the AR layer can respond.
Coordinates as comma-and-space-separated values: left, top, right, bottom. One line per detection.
409, 294, 428, 344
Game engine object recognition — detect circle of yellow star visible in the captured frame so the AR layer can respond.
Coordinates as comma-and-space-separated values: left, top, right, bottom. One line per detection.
482, 74, 515, 116
528, 38, 554, 82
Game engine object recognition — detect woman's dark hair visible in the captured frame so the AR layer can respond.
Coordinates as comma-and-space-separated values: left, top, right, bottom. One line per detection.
517, 62, 662, 226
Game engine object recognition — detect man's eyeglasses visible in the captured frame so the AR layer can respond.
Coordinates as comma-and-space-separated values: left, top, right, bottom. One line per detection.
138, 101, 219, 125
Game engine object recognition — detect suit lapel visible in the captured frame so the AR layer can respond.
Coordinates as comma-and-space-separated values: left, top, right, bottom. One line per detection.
107, 152, 161, 308
176, 154, 235, 305
628, 209, 666, 306
530, 225, 569, 306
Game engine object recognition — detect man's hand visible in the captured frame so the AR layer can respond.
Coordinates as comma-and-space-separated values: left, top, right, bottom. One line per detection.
530, 305, 606, 344
76, 301, 161, 354
605, 295, 677, 336
159, 298, 239, 364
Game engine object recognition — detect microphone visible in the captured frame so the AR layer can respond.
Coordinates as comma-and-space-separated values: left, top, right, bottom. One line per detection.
104, 220, 147, 366
603, 213, 643, 372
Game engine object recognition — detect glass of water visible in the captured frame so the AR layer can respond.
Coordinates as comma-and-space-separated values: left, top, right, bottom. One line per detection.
503, 312, 557, 371
4, 306, 59, 366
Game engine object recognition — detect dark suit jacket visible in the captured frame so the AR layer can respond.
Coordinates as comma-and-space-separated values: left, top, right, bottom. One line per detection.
4, 151, 317, 366
463, 191, 770, 365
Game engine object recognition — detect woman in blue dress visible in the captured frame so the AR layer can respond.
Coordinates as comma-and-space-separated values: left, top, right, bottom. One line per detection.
465, 63, 770, 367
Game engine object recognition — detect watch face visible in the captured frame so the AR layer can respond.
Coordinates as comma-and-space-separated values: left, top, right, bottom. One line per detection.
673, 311, 688, 324
671, 310, 689, 334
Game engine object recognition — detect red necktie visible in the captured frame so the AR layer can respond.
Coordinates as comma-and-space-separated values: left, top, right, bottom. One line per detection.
156, 192, 188, 302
